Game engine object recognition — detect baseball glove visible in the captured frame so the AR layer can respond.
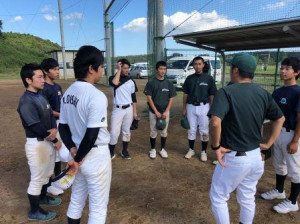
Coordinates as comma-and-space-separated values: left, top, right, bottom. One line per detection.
130, 117, 140, 130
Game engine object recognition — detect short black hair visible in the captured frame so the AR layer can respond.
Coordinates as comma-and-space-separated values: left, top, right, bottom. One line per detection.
281, 57, 299, 80
73, 45, 104, 79
192, 56, 205, 65
156, 60, 167, 69
20, 63, 42, 88
203, 61, 210, 73
232, 65, 254, 79
40, 58, 59, 73
117, 58, 131, 67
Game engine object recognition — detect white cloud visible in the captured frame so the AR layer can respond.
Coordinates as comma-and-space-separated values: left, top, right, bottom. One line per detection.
64, 12, 83, 20
10, 16, 23, 22
262, 1, 286, 10
43, 14, 57, 21
40, 5, 52, 13
123, 17, 147, 32
117, 10, 239, 34
68, 22, 77, 27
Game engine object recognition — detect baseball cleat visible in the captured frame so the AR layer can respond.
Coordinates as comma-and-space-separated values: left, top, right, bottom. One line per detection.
121, 150, 131, 160
159, 148, 168, 159
273, 200, 299, 213
149, 149, 156, 159
40, 196, 62, 206
111, 154, 116, 160
28, 209, 56, 221
261, 189, 286, 200
200, 151, 207, 162
184, 148, 195, 159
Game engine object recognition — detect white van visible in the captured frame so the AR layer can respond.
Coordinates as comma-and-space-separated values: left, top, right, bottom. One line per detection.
166, 56, 222, 88
130, 62, 149, 79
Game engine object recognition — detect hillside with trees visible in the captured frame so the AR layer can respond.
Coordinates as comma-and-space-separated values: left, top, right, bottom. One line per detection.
0, 32, 60, 74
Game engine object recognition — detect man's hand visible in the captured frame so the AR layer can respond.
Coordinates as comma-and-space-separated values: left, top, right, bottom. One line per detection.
54, 140, 62, 150
259, 143, 270, 151
287, 141, 298, 154
70, 147, 78, 158
215, 147, 231, 167
67, 159, 79, 176
117, 61, 122, 71
133, 112, 138, 119
162, 111, 168, 119
45, 128, 57, 141
155, 111, 162, 119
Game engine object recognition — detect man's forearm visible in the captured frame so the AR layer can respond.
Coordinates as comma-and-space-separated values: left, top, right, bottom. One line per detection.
209, 116, 222, 147
266, 116, 285, 147
165, 97, 174, 113
292, 113, 300, 142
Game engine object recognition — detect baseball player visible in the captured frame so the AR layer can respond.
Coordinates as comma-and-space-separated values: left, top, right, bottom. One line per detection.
144, 61, 176, 159
108, 58, 138, 160
58, 45, 111, 224
208, 53, 285, 224
261, 57, 300, 214
182, 56, 217, 161
40, 58, 65, 196
17, 63, 62, 221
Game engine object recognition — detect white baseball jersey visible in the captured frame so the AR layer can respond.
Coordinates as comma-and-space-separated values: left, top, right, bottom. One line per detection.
60, 81, 110, 147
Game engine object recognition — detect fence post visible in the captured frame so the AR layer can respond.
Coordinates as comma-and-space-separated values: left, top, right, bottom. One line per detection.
273, 48, 280, 92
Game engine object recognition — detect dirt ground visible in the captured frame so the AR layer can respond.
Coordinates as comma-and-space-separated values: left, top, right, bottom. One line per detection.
0, 78, 299, 224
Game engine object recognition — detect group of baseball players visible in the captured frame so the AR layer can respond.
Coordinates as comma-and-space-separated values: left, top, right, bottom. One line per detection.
17, 44, 299, 224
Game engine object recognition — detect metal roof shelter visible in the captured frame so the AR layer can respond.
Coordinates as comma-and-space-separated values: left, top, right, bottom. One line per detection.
173, 17, 300, 86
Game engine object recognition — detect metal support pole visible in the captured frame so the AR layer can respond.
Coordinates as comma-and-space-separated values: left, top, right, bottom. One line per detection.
214, 51, 217, 80
155, 0, 164, 63
104, 0, 112, 82
57, 0, 67, 80
221, 51, 226, 87
110, 21, 115, 76
273, 48, 280, 92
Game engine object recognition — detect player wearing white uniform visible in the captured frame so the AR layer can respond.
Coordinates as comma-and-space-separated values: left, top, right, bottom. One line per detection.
59, 46, 111, 224
261, 57, 300, 214
208, 53, 285, 224
108, 58, 138, 160
182, 56, 217, 161
17, 64, 62, 221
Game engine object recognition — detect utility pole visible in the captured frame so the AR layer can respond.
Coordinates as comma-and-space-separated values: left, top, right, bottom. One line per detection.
155, 0, 164, 62
57, 0, 67, 80
104, 0, 112, 81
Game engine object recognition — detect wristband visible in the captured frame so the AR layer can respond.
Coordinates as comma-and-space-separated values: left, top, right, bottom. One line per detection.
51, 138, 58, 144
211, 144, 221, 150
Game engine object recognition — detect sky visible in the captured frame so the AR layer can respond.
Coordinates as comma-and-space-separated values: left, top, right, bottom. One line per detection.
0, 0, 299, 56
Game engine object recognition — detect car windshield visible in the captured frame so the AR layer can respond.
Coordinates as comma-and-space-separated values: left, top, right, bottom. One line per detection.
167, 60, 189, 69
210, 60, 221, 69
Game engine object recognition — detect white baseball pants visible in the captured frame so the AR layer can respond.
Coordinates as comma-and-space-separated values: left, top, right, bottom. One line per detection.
149, 111, 170, 138
187, 103, 209, 141
109, 105, 133, 145
25, 138, 56, 195
67, 145, 112, 224
210, 148, 264, 224
273, 128, 300, 183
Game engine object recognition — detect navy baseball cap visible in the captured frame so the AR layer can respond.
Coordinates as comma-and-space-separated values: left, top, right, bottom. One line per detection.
230, 53, 257, 73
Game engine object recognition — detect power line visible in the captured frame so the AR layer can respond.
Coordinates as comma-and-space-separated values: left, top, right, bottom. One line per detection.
164, 0, 214, 38
66, 38, 105, 48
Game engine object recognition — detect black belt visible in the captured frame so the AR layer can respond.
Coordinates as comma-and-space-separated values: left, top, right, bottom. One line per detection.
37, 137, 44, 142
191, 102, 207, 106
227, 151, 247, 156
285, 128, 291, 132
116, 104, 131, 109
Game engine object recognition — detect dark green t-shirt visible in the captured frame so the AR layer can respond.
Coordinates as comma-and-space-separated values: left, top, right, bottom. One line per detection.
208, 83, 283, 152
144, 77, 177, 113
182, 73, 217, 104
